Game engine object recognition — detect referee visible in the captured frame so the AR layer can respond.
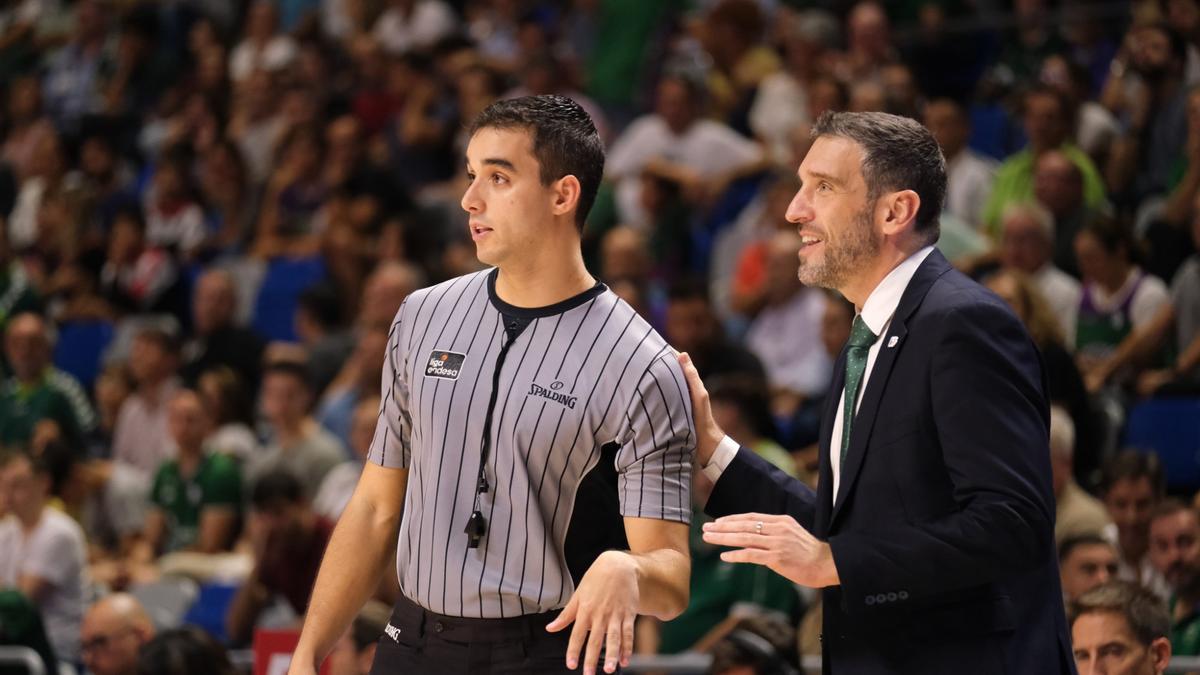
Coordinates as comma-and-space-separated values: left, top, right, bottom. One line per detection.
289, 95, 695, 675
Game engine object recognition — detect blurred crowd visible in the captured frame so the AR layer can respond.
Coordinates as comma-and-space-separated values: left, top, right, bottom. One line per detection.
1, 0, 1200, 673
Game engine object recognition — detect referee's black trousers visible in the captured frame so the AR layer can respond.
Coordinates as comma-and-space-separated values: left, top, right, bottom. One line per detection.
369, 595, 619, 674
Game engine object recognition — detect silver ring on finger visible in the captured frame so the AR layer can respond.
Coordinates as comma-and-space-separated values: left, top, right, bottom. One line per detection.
755, 520, 764, 534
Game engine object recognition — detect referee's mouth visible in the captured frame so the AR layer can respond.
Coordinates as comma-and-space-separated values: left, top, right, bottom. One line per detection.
470, 222, 494, 240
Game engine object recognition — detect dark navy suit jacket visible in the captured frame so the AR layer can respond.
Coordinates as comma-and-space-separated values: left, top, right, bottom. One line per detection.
707, 250, 1076, 674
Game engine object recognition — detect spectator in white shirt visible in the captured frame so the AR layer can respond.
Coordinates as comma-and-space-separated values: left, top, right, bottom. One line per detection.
744, 231, 832, 402
924, 98, 996, 230
999, 202, 1082, 347
372, 0, 455, 56
111, 327, 181, 476
229, 1, 298, 82
606, 72, 765, 230
0, 451, 87, 662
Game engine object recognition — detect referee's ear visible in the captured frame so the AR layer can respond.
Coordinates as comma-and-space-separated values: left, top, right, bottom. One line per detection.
550, 174, 582, 221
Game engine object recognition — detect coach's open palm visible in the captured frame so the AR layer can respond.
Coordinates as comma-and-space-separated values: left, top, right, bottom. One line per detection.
546, 550, 639, 675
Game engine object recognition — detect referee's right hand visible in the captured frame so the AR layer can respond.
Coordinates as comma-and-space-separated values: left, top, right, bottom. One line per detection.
677, 352, 724, 467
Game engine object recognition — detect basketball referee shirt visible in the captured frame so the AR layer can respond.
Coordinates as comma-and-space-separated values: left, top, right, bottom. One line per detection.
368, 268, 695, 619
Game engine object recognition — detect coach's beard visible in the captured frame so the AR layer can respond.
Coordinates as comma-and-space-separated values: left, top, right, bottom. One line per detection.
798, 206, 881, 290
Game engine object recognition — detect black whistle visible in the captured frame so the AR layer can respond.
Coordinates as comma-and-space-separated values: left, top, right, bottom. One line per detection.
465, 510, 487, 548
477, 475, 489, 493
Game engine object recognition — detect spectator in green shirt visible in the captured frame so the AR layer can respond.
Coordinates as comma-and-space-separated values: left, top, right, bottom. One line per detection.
0, 312, 94, 448
1147, 499, 1200, 656
981, 86, 1108, 236
136, 389, 241, 559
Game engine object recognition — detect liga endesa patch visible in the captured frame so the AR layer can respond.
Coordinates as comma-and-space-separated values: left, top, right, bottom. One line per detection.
424, 351, 466, 379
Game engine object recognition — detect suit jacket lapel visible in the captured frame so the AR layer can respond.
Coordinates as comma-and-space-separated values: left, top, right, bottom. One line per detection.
828, 249, 955, 528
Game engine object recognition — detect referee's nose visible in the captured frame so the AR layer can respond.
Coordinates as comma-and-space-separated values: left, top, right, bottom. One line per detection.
462, 179, 483, 214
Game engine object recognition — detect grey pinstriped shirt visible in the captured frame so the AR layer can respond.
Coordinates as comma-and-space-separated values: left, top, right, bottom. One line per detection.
368, 268, 695, 618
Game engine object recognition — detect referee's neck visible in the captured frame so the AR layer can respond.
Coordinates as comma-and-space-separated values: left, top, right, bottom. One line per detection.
494, 253, 595, 309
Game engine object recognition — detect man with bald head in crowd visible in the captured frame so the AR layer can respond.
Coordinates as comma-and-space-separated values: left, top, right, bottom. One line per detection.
181, 269, 265, 389
81, 593, 156, 675
1000, 202, 1082, 345
356, 261, 424, 330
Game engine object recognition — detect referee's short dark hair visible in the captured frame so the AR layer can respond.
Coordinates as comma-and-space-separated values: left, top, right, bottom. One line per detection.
811, 110, 946, 243
468, 94, 605, 230
1069, 581, 1170, 647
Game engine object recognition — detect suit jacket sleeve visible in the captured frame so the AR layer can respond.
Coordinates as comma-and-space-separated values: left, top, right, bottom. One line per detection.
829, 299, 1055, 607
705, 446, 817, 531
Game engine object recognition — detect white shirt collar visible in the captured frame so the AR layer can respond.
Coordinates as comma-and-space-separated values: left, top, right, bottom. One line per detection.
858, 246, 936, 336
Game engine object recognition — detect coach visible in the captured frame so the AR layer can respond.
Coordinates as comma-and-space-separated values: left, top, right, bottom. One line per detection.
679, 111, 1076, 674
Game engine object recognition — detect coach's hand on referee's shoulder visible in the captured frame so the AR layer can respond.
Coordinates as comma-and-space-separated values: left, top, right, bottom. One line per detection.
677, 352, 724, 467
546, 550, 639, 675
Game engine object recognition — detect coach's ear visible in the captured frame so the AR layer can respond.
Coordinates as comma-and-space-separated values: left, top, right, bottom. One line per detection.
551, 175, 582, 219
879, 188, 920, 238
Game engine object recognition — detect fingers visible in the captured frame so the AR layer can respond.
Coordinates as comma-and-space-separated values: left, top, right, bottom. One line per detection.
677, 352, 707, 405
621, 615, 635, 667
583, 617, 605, 675
603, 616, 623, 673
546, 595, 578, 633
720, 548, 773, 565
566, 614, 588, 671
701, 531, 775, 550
704, 513, 790, 532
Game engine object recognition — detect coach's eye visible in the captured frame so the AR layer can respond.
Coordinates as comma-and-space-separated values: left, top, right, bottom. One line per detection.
491, 173, 508, 185
466, 172, 476, 184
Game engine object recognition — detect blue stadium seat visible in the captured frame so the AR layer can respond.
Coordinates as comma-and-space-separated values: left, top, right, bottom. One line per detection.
1123, 397, 1200, 491
180, 582, 240, 644
52, 321, 114, 390
251, 256, 326, 343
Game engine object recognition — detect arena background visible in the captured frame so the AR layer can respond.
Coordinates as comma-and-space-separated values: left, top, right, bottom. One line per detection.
0, 0, 1199, 672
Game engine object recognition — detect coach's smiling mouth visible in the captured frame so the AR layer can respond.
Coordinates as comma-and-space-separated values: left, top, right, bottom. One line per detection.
470, 223, 493, 240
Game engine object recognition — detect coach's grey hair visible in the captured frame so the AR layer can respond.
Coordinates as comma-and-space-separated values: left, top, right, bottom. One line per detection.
1070, 581, 1170, 647
811, 111, 946, 243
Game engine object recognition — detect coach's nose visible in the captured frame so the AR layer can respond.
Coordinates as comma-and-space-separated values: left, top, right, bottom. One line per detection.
786, 187, 814, 225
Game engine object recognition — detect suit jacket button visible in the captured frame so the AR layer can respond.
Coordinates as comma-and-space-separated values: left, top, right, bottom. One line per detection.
876, 593, 887, 604
899, 591, 909, 600
865, 596, 876, 606
887, 592, 898, 602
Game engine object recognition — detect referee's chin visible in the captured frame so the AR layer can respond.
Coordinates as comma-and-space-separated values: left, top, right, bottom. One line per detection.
472, 241, 498, 267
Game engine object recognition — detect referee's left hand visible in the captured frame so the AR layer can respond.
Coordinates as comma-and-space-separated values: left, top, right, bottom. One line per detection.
546, 550, 639, 674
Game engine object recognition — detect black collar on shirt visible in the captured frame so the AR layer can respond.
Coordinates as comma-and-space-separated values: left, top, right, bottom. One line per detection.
486, 268, 606, 319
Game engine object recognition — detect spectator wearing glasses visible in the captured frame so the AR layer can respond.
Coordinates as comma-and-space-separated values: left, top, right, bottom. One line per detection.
81, 593, 156, 675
